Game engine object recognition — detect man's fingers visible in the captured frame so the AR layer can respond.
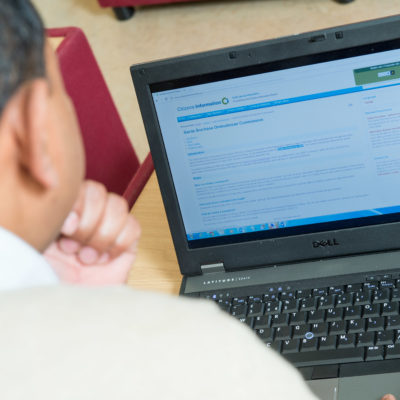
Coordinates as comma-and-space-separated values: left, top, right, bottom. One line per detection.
77, 251, 136, 284
70, 181, 108, 244
83, 193, 129, 255
58, 238, 80, 254
109, 215, 141, 258
58, 180, 141, 265
68, 179, 87, 216
60, 211, 80, 236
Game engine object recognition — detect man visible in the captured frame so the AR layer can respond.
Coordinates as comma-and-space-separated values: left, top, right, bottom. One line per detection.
0, 0, 141, 290
0, 1, 393, 399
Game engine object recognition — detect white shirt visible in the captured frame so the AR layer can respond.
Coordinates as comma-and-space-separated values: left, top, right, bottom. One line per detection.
0, 227, 317, 399
0, 286, 319, 400
0, 226, 58, 291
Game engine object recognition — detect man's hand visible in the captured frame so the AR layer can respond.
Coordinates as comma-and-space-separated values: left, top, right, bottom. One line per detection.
44, 180, 141, 285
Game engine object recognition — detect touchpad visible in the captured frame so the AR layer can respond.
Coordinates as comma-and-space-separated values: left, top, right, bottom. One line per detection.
307, 378, 339, 400
337, 372, 400, 400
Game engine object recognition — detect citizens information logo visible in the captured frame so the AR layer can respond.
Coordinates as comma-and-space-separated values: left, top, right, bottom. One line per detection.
221, 97, 229, 105
177, 97, 230, 112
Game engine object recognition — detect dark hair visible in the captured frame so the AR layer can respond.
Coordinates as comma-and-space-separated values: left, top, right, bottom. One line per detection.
0, 0, 45, 114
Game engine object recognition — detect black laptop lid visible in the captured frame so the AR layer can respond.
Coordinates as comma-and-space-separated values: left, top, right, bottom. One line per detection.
131, 15, 400, 277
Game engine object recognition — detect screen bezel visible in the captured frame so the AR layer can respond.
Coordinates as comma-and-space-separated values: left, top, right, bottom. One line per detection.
131, 16, 400, 277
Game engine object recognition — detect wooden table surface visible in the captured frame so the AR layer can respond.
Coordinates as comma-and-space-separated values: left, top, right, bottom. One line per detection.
49, 36, 64, 50
127, 173, 182, 295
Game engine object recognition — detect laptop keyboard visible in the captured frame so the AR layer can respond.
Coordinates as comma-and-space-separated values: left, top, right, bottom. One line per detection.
197, 275, 400, 368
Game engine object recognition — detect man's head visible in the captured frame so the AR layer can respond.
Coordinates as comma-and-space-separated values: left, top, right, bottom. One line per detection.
0, 1, 45, 115
0, 0, 85, 251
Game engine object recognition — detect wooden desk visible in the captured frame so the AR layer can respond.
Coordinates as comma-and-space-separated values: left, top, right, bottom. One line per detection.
49, 37, 64, 50
128, 173, 181, 295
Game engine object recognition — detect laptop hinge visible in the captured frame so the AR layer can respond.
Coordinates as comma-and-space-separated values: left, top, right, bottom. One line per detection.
200, 262, 225, 274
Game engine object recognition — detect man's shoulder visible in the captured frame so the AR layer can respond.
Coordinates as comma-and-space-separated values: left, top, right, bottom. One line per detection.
0, 285, 222, 325
0, 285, 237, 346
0, 286, 317, 400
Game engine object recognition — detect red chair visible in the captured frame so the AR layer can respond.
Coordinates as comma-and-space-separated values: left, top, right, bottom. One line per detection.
98, 0, 204, 20
47, 27, 153, 208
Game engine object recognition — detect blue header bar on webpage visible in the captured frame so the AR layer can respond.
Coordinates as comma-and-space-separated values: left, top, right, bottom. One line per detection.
177, 81, 400, 123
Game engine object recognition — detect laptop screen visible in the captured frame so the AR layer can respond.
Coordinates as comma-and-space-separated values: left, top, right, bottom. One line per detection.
151, 40, 400, 249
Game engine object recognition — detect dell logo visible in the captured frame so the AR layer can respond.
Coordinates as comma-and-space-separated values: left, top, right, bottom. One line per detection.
312, 239, 339, 248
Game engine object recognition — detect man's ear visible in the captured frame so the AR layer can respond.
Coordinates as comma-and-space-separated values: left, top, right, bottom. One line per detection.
16, 78, 58, 189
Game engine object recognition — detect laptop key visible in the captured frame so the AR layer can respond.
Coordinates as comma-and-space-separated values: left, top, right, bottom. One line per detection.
364, 281, 379, 290
254, 315, 270, 329
348, 319, 365, 334
382, 301, 399, 316
308, 310, 325, 323
387, 316, 400, 329
366, 346, 384, 361
271, 313, 289, 327
289, 311, 307, 325
392, 288, 400, 301
284, 348, 364, 367
263, 293, 279, 302
313, 288, 328, 297
346, 283, 363, 293
256, 328, 274, 342
265, 301, 281, 315
296, 289, 312, 299
318, 295, 336, 310
354, 290, 371, 306
367, 317, 385, 332
231, 304, 246, 318
329, 286, 345, 295
300, 297, 316, 311
282, 299, 299, 313
373, 288, 391, 304
247, 302, 264, 317
380, 280, 396, 289
200, 292, 216, 300
275, 326, 292, 340
282, 339, 300, 354
319, 335, 337, 350
280, 291, 296, 301
247, 294, 263, 303
385, 344, 400, 359
293, 324, 311, 339
394, 329, 400, 343
376, 330, 394, 346
344, 305, 362, 320
338, 333, 356, 348
329, 320, 347, 335
300, 337, 318, 352
311, 322, 329, 337
363, 304, 380, 317
232, 297, 247, 306
336, 293, 353, 307
238, 317, 253, 328
270, 340, 282, 353
357, 331, 375, 347
326, 308, 344, 322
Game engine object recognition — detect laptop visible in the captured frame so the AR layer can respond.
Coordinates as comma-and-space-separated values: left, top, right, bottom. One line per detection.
131, 15, 400, 399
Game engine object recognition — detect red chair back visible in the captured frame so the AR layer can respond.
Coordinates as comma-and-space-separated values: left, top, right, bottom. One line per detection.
47, 27, 141, 197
